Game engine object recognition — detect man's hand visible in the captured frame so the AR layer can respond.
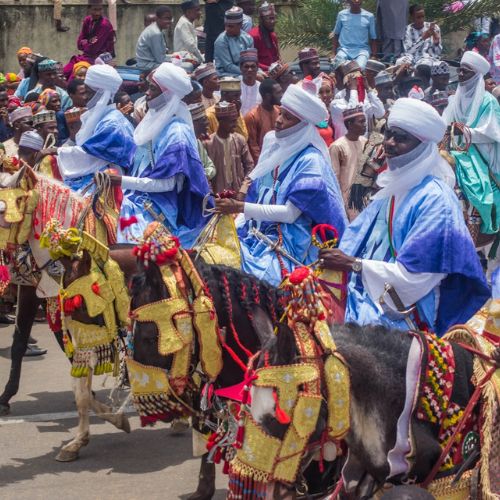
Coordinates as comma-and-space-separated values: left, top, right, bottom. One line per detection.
319, 248, 356, 272
451, 122, 464, 135
40, 147, 57, 157
214, 198, 244, 215
90, 36, 98, 44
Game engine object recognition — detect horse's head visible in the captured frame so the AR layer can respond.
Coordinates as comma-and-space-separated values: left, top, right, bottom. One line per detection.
228, 268, 346, 498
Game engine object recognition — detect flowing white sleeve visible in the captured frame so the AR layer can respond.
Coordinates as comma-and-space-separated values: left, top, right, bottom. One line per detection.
244, 201, 302, 223
121, 174, 184, 193
360, 259, 446, 310
367, 91, 385, 119
57, 145, 108, 179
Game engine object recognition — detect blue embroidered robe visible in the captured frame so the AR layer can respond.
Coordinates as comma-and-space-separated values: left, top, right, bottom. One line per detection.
340, 175, 490, 335
65, 109, 136, 192
238, 145, 347, 286
117, 117, 210, 248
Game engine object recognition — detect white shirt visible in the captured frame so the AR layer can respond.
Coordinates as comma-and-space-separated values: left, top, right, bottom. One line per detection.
241, 80, 262, 117
173, 15, 203, 63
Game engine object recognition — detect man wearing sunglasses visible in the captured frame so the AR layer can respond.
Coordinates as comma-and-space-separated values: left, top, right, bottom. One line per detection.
320, 98, 489, 336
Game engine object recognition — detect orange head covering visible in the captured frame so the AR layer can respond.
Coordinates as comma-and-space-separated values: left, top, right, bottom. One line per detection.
5, 73, 21, 83
72, 61, 92, 77
17, 47, 33, 56
38, 89, 59, 107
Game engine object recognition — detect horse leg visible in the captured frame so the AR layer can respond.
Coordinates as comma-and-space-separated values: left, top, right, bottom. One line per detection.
188, 452, 216, 500
56, 374, 92, 462
0, 285, 41, 416
89, 390, 131, 434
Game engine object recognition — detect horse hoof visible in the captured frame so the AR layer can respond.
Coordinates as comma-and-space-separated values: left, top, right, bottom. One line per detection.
0, 403, 10, 416
55, 449, 79, 462
117, 413, 131, 433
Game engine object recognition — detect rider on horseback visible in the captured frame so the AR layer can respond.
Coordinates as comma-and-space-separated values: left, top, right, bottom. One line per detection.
320, 98, 490, 335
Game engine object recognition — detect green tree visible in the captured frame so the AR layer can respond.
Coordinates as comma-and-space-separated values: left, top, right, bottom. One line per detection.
277, 0, 500, 53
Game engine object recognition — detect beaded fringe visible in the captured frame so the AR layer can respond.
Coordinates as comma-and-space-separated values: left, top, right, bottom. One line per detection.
70, 343, 115, 378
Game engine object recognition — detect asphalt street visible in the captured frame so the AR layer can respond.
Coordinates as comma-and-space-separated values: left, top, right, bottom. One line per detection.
0, 321, 227, 499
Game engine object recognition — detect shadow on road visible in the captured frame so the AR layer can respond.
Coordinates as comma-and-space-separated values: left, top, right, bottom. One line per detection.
0, 426, 195, 487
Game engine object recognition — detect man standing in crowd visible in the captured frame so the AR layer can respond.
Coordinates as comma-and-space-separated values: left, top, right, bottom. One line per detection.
3, 107, 33, 157
215, 83, 346, 286
404, 4, 442, 63
57, 64, 136, 192
268, 61, 295, 92
332, 0, 378, 69
298, 48, 322, 88
206, 101, 254, 194
376, 0, 408, 61
320, 98, 489, 335
115, 63, 209, 248
329, 107, 367, 220
214, 7, 254, 77
136, 6, 173, 72
364, 59, 386, 89
240, 49, 261, 116
249, 2, 280, 71
204, 0, 234, 63
245, 78, 282, 162
374, 70, 395, 111
206, 77, 248, 139
194, 63, 220, 109
173, 0, 204, 64
77, 0, 115, 63
189, 102, 216, 181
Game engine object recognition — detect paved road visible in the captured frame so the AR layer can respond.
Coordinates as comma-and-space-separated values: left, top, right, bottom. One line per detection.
0, 322, 227, 499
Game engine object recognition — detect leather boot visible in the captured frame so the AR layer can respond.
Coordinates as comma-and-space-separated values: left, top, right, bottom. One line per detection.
187, 453, 216, 500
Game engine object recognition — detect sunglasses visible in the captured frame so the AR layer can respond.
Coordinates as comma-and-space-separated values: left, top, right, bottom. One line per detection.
384, 128, 413, 142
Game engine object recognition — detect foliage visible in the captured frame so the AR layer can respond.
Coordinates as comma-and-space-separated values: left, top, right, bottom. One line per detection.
277, 0, 500, 54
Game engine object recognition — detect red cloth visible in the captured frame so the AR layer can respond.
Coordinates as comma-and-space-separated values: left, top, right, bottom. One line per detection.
248, 27, 279, 71
77, 15, 115, 61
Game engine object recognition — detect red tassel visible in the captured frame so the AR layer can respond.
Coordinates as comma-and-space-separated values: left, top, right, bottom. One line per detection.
273, 390, 291, 424
223, 460, 230, 475
72, 295, 83, 309
234, 423, 245, 448
91, 282, 100, 295
0, 264, 10, 283
119, 216, 138, 231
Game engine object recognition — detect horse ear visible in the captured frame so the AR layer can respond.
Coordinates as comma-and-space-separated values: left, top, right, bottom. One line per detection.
250, 306, 275, 346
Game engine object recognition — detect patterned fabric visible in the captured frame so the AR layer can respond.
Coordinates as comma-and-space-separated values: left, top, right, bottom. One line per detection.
403, 22, 442, 62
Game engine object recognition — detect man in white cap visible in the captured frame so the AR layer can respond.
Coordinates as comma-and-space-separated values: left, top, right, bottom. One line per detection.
57, 64, 136, 193
320, 98, 489, 335
215, 82, 347, 286
18, 130, 44, 167
113, 62, 210, 248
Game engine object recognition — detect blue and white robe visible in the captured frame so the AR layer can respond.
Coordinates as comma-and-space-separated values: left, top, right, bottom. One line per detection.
117, 117, 210, 248
58, 107, 136, 193
237, 145, 347, 286
340, 175, 490, 335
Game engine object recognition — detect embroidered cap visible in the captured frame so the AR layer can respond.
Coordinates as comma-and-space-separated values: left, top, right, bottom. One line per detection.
240, 48, 258, 64
298, 48, 319, 63
188, 102, 206, 121
215, 101, 238, 118
8, 106, 33, 126
374, 70, 393, 86
64, 107, 82, 124
32, 109, 57, 126
342, 106, 365, 122
193, 63, 217, 82
224, 6, 244, 24
218, 76, 241, 92
431, 60, 450, 76
268, 61, 289, 80
38, 59, 58, 73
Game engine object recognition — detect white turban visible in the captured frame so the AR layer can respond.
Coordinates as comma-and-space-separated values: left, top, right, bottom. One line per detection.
281, 83, 328, 125
152, 62, 192, 99
134, 63, 193, 146
375, 98, 454, 199
76, 64, 123, 145
249, 83, 330, 180
84, 64, 123, 93
19, 131, 44, 151
461, 50, 490, 76
388, 98, 447, 143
